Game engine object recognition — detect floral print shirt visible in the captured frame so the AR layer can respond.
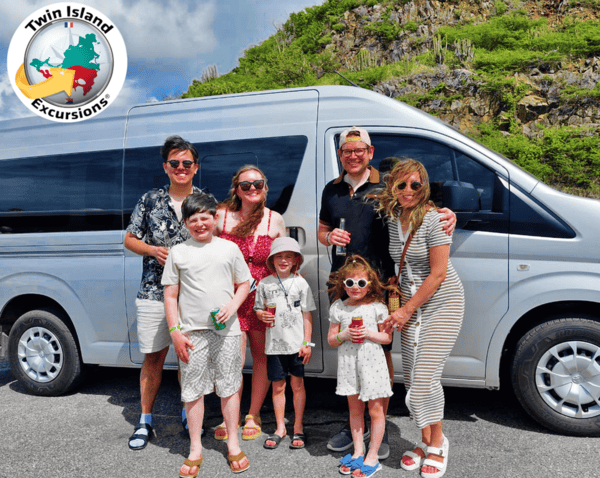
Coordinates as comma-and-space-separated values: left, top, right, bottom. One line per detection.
126, 184, 203, 301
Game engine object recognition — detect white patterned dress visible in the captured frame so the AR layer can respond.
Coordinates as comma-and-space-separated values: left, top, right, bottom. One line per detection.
388, 210, 464, 428
329, 300, 393, 402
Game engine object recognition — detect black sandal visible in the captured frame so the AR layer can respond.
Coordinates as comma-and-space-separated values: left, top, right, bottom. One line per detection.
128, 423, 154, 450
263, 433, 284, 449
290, 433, 306, 449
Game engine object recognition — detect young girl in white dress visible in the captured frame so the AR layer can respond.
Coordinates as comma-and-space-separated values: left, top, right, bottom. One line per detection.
327, 255, 394, 478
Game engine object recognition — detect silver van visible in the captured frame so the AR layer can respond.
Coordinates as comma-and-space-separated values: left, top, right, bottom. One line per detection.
1, 85, 599, 436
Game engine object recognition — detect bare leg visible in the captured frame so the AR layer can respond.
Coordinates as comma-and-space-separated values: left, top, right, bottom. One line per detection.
290, 374, 306, 446
243, 330, 270, 437
140, 347, 169, 413
347, 395, 366, 458
180, 396, 204, 476
364, 398, 385, 466
265, 379, 287, 447
421, 421, 445, 474
223, 393, 249, 471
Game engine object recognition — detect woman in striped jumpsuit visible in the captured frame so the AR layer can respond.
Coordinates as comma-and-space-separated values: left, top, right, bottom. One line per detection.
377, 159, 464, 478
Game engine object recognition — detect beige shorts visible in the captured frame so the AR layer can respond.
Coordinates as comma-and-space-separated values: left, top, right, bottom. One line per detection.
180, 330, 242, 403
135, 298, 171, 354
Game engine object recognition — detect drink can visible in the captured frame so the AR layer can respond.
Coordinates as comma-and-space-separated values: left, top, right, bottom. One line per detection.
266, 302, 276, 328
336, 217, 347, 256
351, 317, 364, 343
210, 307, 226, 330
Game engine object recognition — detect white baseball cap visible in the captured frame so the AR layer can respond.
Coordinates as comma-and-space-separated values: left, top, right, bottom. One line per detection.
339, 126, 371, 147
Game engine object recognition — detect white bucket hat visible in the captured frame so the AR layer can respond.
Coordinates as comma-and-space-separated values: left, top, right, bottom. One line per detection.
267, 237, 304, 272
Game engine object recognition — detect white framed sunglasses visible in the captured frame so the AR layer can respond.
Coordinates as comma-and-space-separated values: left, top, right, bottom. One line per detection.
343, 278, 371, 289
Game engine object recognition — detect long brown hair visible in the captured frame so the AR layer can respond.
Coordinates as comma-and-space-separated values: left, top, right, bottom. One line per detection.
220, 165, 269, 238
328, 255, 395, 304
375, 158, 435, 233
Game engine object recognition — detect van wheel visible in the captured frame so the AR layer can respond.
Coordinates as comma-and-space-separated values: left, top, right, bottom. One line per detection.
511, 317, 600, 436
8, 309, 83, 396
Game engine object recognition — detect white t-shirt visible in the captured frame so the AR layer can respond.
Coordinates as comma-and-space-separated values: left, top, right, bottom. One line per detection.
254, 274, 316, 355
161, 236, 251, 336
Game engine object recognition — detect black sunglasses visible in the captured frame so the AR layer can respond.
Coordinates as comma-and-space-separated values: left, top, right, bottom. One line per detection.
343, 278, 371, 289
398, 181, 423, 191
167, 160, 195, 169
238, 179, 265, 191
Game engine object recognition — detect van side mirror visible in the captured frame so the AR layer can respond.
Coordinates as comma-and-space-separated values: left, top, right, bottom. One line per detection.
442, 181, 480, 212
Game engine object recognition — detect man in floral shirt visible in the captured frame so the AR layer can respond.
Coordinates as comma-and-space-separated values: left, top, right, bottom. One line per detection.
124, 135, 204, 450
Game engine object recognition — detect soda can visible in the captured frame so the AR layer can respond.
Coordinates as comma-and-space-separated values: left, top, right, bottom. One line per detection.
350, 317, 364, 343
210, 307, 226, 330
266, 302, 276, 328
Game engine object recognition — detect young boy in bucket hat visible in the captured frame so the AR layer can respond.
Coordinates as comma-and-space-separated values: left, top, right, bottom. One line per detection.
254, 237, 316, 450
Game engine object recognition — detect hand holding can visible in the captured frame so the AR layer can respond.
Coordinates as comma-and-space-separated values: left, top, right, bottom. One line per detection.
265, 303, 276, 328
210, 307, 226, 330
350, 317, 364, 343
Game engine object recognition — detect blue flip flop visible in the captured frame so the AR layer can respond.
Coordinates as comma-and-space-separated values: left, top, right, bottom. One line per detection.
339, 454, 364, 475
352, 462, 381, 477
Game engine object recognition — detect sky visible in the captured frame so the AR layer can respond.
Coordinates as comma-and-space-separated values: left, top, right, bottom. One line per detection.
0, 0, 326, 121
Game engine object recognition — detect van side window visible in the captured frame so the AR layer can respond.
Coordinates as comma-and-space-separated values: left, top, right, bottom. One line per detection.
361, 133, 509, 233
123, 136, 308, 224
0, 150, 122, 234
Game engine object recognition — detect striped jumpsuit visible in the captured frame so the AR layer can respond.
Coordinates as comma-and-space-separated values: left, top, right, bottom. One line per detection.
388, 210, 464, 428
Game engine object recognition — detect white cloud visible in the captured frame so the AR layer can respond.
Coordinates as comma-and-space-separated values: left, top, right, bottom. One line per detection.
0, 71, 34, 121
2, 1, 218, 62
109, 77, 153, 109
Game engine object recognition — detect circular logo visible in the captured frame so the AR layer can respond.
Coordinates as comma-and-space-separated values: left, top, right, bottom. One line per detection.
7, 3, 127, 122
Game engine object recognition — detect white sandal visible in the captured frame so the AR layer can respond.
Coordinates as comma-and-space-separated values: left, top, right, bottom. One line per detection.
400, 442, 427, 471
420, 435, 449, 478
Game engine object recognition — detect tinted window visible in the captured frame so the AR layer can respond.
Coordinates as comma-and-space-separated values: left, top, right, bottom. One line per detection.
124, 136, 308, 218
0, 150, 122, 234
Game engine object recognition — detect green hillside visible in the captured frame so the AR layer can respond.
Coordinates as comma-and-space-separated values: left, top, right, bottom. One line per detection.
183, 0, 600, 197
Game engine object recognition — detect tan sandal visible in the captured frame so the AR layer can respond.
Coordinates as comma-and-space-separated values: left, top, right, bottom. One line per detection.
214, 420, 241, 441
179, 457, 203, 478
241, 414, 261, 441
227, 451, 250, 474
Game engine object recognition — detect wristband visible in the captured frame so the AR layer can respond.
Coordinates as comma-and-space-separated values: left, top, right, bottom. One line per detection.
336, 333, 342, 344
326, 231, 332, 246
168, 325, 181, 333
302, 340, 315, 347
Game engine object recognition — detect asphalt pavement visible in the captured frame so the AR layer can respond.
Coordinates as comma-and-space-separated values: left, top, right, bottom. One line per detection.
1, 358, 598, 478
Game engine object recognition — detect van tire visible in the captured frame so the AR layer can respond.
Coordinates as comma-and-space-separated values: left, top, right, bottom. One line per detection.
511, 317, 600, 436
8, 309, 83, 396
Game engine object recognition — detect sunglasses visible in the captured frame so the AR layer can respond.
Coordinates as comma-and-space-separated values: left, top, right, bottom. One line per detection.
238, 179, 265, 191
398, 181, 423, 191
167, 160, 195, 169
343, 278, 371, 289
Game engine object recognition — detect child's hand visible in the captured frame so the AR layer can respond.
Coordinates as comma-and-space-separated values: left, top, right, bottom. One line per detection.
257, 309, 275, 327
348, 325, 366, 344
171, 331, 194, 363
299, 345, 312, 364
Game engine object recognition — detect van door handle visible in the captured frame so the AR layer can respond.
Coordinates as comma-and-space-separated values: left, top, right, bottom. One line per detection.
288, 227, 300, 241
287, 227, 305, 245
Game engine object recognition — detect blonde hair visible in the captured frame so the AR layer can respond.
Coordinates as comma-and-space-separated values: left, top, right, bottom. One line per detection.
375, 158, 435, 233
327, 255, 394, 304
220, 165, 269, 238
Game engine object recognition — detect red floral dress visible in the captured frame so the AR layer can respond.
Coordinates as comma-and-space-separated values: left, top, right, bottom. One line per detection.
220, 209, 273, 332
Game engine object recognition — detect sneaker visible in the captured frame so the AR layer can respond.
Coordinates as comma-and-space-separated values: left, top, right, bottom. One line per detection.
377, 429, 390, 460
327, 424, 371, 452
